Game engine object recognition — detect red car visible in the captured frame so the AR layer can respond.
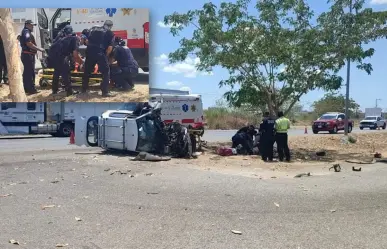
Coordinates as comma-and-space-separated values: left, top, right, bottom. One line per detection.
312, 112, 354, 134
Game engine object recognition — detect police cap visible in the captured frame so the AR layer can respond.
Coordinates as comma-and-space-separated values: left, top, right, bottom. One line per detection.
25, 20, 36, 26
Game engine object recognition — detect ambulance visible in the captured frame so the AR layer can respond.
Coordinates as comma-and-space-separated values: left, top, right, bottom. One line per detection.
36, 8, 149, 72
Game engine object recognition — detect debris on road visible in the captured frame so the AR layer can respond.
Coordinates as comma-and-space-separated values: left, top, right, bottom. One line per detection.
51, 180, 60, 184
345, 159, 375, 164
75, 217, 82, 221
9, 239, 20, 245
104, 168, 111, 171
41, 205, 56, 210
330, 209, 336, 213
132, 152, 171, 161
56, 243, 69, 247
147, 192, 159, 195
0, 193, 12, 197
110, 169, 131, 175
352, 167, 362, 172
231, 230, 242, 235
145, 173, 153, 176
294, 172, 311, 178
329, 164, 341, 172
374, 152, 382, 159
274, 202, 280, 207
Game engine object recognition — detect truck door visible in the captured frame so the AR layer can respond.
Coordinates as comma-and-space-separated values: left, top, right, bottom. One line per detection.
50, 8, 71, 41
37, 8, 50, 51
75, 116, 99, 147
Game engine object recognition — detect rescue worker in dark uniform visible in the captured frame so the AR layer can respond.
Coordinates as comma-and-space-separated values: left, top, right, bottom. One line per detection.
20, 20, 45, 94
81, 20, 115, 97
259, 112, 276, 162
231, 125, 257, 155
0, 35, 8, 85
275, 111, 291, 162
48, 25, 83, 96
109, 37, 137, 91
80, 29, 89, 46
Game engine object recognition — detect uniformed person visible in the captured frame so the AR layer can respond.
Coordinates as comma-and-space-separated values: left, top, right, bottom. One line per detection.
20, 20, 45, 94
81, 20, 115, 97
231, 125, 256, 155
275, 111, 291, 162
0, 35, 8, 85
80, 29, 89, 46
259, 112, 276, 162
109, 37, 137, 91
48, 25, 83, 95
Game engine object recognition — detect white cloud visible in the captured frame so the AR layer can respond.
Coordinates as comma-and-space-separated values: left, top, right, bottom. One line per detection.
370, 0, 387, 4
157, 21, 173, 28
154, 53, 213, 78
179, 86, 191, 93
166, 81, 183, 86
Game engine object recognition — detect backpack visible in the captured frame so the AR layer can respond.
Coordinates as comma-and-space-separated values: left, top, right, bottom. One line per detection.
87, 26, 107, 49
47, 38, 65, 68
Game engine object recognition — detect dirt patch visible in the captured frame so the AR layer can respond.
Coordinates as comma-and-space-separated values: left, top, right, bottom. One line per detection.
0, 77, 149, 102
200, 132, 387, 164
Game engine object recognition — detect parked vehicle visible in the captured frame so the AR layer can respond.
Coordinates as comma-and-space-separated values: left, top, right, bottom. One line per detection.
359, 116, 386, 130
312, 112, 354, 134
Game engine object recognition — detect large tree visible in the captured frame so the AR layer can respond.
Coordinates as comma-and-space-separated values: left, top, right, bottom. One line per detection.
312, 93, 360, 117
163, 0, 387, 116
0, 8, 27, 102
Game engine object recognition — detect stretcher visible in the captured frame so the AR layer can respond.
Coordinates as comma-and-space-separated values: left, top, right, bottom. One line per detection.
39, 64, 103, 88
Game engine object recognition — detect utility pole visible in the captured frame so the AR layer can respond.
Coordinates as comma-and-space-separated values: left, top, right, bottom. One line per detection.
376, 98, 381, 108
344, 0, 353, 136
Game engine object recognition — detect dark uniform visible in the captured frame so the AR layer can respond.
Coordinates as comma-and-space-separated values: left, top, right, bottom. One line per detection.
110, 37, 137, 90
0, 36, 8, 84
20, 20, 39, 94
259, 116, 276, 161
49, 26, 79, 95
231, 125, 256, 155
82, 21, 115, 96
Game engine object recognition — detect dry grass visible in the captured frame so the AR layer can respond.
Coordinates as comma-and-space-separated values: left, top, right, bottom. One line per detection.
0, 77, 149, 102
202, 132, 387, 163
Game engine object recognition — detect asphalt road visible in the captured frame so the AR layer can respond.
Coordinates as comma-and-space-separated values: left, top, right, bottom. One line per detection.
1, 141, 387, 248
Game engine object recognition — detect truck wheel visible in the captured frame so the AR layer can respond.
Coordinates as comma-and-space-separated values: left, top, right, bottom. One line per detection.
360, 127, 363, 130
58, 123, 74, 137
383, 123, 386, 130
313, 130, 318, 134
348, 125, 352, 133
329, 126, 338, 134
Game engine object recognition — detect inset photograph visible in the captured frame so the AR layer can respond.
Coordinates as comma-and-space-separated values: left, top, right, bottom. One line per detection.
0, 8, 149, 102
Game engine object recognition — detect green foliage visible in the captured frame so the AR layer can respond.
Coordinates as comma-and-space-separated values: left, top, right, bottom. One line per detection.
164, 0, 387, 116
312, 93, 360, 117
204, 106, 261, 129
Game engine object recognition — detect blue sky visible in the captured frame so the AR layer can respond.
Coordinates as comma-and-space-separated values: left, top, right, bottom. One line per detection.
6, 0, 387, 110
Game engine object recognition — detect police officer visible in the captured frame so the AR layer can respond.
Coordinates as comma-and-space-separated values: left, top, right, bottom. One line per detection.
81, 20, 115, 97
0, 35, 8, 85
20, 20, 45, 94
109, 37, 137, 91
259, 112, 276, 162
231, 125, 256, 155
275, 111, 291, 162
48, 25, 83, 95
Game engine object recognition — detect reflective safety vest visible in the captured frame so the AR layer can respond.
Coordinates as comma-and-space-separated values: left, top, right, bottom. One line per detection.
275, 117, 290, 133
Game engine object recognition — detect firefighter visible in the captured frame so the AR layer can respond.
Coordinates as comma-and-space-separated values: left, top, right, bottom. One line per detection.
231, 125, 257, 155
275, 111, 291, 162
81, 20, 115, 97
259, 112, 276, 162
0, 35, 8, 85
48, 25, 83, 95
109, 37, 138, 91
20, 20, 45, 94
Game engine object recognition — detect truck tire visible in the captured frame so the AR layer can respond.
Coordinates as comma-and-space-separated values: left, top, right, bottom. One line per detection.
383, 123, 386, 130
348, 125, 352, 133
58, 123, 74, 137
313, 130, 318, 134
360, 127, 363, 130
329, 126, 338, 134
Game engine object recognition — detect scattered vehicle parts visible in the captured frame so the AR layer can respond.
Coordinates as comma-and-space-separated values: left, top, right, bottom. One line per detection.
352, 167, 362, 172
329, 164, 341, 172
294, 172, 311, 178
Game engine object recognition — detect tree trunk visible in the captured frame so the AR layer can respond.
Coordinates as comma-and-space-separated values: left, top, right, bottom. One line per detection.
0, 8, 27, 102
